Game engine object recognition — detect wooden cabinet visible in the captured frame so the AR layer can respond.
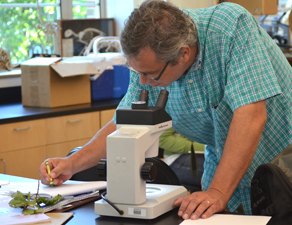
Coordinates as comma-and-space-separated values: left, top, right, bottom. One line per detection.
0, 119, 47, 152
46, 138, 92, 158
46, 111, 100, 144
0, 119, 47, 179
0, 109, 116, 179
46, 111, 100, 159
0, 146, 46, 179
212, 0, 277, 15
100, 109, 116, 127
46, 110, 117, 159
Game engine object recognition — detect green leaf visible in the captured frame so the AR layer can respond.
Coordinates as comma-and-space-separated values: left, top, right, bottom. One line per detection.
37, 194, 62, 205
9, 191, 27, 208
23, 207, 44, 215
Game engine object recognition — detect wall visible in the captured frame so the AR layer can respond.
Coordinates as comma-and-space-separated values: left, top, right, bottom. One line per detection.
104, 0, 215, 37
104, 0, 135, 37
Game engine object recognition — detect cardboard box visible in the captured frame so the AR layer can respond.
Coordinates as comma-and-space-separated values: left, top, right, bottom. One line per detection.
21, 57, 98, 108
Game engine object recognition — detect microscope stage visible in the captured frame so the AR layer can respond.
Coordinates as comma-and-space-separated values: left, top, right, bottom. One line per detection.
95, 184, 187, 219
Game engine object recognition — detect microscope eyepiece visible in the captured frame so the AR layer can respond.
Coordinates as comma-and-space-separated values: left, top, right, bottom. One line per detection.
138, 89, 149, 105
155, 90, 169, 109
131, 101, 148, 109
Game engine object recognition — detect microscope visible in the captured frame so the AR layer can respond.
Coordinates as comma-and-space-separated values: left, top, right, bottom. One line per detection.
271, 12, 291, 49
95, 89, 187, 219
259, 15, 273, 38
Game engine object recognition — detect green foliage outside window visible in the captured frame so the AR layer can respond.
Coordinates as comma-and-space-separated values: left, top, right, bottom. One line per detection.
0, 0, 59, 64
0, 0, 100, 64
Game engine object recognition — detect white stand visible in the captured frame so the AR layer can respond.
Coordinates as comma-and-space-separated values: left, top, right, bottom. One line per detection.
95, 184, 187, 219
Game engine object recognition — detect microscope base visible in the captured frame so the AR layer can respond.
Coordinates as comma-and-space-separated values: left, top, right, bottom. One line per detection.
95, 184, 187, 219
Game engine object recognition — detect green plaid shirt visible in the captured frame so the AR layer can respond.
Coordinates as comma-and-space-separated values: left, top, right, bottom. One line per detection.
114, 3, 292, 214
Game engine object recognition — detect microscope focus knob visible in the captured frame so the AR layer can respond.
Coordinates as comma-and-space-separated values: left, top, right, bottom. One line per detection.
96, 159, 107, 180
141, 162, 157, 182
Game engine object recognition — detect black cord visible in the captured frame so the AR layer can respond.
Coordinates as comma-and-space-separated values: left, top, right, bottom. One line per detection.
101, 192, 124, 215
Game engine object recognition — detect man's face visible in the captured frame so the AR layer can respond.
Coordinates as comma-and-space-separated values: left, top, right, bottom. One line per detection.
127, 47, 186, 87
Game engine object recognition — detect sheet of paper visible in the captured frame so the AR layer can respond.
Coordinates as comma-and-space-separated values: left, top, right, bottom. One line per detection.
179, 214, 271, 225
0, 180, 107, 198
0, 195, 50, 225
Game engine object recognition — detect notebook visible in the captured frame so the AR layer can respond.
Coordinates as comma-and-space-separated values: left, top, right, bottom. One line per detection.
2, 180, 107, 198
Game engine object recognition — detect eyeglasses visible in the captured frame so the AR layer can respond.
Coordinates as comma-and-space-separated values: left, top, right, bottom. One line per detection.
132, 61, 170, 81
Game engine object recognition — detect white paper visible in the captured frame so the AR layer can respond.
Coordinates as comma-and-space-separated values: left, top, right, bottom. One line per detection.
0, 195, 50, 225
179, 214, 271, 225
1, 180, 107, 198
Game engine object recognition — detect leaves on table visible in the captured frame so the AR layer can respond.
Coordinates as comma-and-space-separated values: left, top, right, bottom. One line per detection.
37, 194, 62, 205
23, 207, 44, 215
9, 191, 62, 215
9, 191, 27, 208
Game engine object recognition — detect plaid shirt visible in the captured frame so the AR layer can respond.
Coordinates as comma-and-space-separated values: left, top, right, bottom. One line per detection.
114, 3, 292, 214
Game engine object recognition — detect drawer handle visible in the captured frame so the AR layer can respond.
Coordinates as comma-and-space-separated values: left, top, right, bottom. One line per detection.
67, 119, 83, 123
14, 126, 31, 131
0, 158, 6, 174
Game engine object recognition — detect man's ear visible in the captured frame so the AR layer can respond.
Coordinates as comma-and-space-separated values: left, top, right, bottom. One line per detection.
180, 45, 191, 63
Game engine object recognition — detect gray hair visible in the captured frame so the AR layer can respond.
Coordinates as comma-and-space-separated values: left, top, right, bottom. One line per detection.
120, 0, 198, 65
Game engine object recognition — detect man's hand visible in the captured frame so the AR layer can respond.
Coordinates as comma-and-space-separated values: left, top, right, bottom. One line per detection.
174, 189, 227, 220
39, 158, 74, 186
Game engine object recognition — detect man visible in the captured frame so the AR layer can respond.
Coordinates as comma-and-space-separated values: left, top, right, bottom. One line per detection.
39, 0, 292, 220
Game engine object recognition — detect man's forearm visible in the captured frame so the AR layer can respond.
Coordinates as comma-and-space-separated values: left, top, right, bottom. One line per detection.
68, 120, 116, 174
208, 100, 267, 202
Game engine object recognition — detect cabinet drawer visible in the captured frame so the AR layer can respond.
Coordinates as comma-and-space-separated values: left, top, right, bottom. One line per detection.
0, 119, 47, 152
100, 109, 116, 127
0, 146, 46, 179
46, 138, 91, 158
46, 112, 100, 144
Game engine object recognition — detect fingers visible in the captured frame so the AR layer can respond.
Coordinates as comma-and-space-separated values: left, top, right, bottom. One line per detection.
176, 191, 225, 220
178, 193, 206, 220
49, 159, 64, 178
39, 158, 71, 186
39, 160, 51, 185
190, 199, 213, 220
174, 196, 187, 207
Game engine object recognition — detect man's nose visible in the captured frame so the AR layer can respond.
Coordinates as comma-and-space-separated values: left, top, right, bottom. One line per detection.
139, 75, 150, 85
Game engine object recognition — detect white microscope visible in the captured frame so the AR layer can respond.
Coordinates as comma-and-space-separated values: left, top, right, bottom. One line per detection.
95, 89, 187, 219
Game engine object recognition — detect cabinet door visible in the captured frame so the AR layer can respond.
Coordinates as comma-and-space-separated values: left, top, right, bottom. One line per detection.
100, 109, 116, 127
0, 146, 46, 179
46, 138, 91, 158
0, 119, 47, 153
46, 112, 100, 144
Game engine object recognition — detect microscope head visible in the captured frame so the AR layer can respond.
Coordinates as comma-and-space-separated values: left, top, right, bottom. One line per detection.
116, 89, 171, 126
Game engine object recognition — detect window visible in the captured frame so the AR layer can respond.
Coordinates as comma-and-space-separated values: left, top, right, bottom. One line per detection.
73, 0, 100, 19
0, 0, 101, 65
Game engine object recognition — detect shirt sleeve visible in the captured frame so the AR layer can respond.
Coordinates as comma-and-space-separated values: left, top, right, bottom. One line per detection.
223, 11, 281, 111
